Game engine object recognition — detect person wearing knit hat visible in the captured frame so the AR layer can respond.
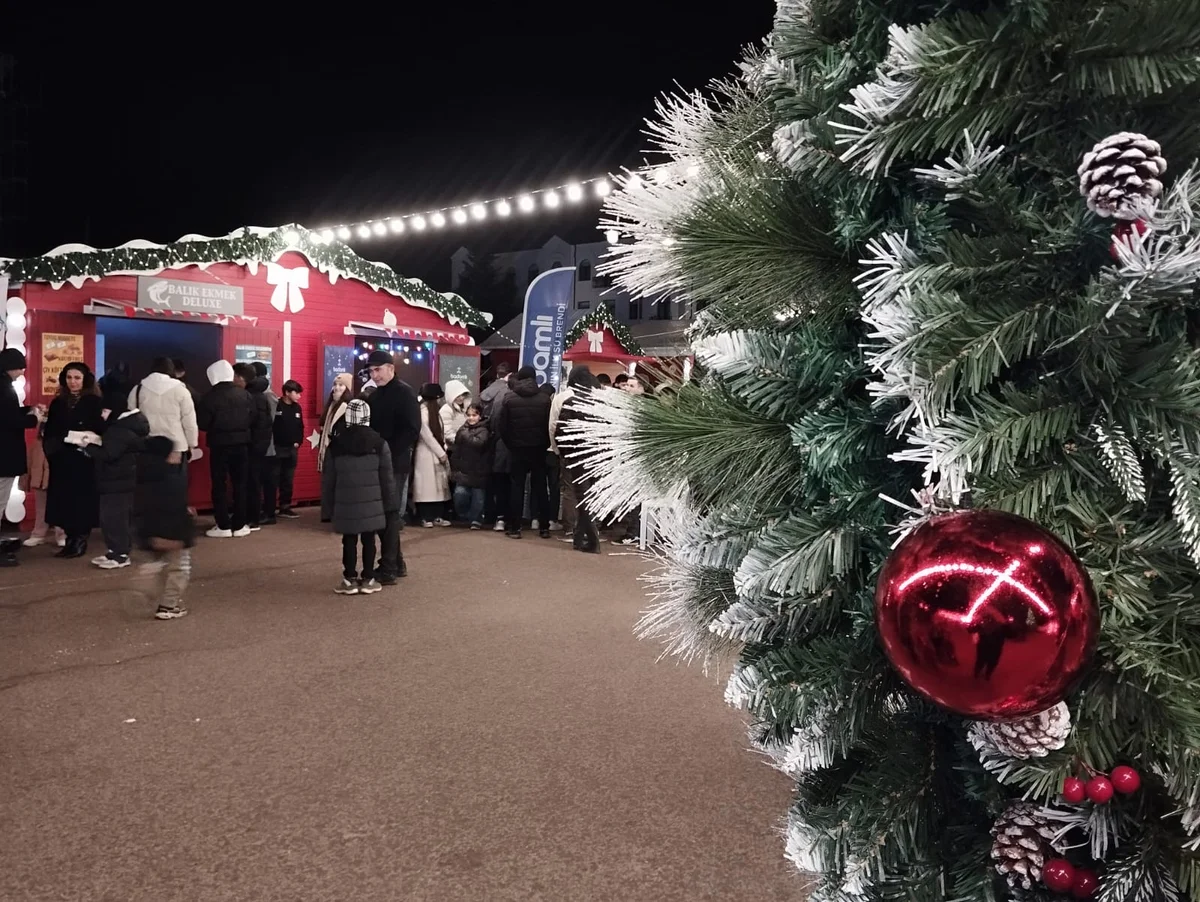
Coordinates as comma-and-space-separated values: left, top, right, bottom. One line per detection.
364, 349, 421, 582
321, 395, 398, 595
0, 349, 44, 566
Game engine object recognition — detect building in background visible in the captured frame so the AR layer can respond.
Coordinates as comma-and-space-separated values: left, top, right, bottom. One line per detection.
455, 235, 690, 362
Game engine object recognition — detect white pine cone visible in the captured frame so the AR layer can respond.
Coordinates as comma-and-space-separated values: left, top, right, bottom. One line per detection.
1078, 132, 1167, 219
968, 702, 1071, 760
990, 802, 1066, 890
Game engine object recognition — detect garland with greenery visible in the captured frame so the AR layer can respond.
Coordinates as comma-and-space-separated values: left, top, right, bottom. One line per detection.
0, 224, 489, 329
565, 304, 644, 356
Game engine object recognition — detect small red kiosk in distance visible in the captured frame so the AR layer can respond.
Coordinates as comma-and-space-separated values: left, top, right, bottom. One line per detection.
0, 225, 489, 520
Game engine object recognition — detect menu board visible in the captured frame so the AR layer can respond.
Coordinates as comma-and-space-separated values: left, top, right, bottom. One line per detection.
235, 344, 272, 381
41, 333, 85, 396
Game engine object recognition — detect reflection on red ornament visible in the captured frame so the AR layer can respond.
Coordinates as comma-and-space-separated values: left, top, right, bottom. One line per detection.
1071, 868, 1099, 898
874, 510, 1099, 719
1086, 775, 1114, 804
1110, 218, 1149, 260
1043, 859, 1077, 893
1111, 765, 1141, 794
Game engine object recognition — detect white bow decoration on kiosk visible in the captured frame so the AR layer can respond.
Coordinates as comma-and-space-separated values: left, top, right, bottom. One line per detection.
266, 262, 308, 313
587, 329, 605, 354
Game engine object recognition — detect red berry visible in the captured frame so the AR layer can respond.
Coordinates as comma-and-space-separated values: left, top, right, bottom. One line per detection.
1062, 776, 1087, 804
1086, 776, 1114, 804
1072, 868, 1099, 898
1111, 765, 1141, 794
1044, 859, 1077, 893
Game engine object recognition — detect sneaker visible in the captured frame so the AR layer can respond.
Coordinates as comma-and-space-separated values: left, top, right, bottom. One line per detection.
91, 553, 114, 566
358, 578, 382, 595
56, 536, 67, 548
559, 533, 575, 543
433, 518, 452, 527
506, 529, 522, 539
549, 521, 563, 532
334, 578, 359, 595
616, 536, 639, 546
278, 508, 300, 519
97, 554, 131, 570
154, 605, 188, 620
539, 528, 551, 539
248, 524, 262, 532
22, 535, 46, 547
232, 526, 252, 538
206, 527, 233, 539
493, 520, 506, 532
469, 522, 483, 530
531, 520, 539, 530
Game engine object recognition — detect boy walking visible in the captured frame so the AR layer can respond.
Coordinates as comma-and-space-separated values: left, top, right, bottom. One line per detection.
271, 380, 304, 518
134, 436, 196, 620
85, 408, 149, 569
321, 399, 397, 596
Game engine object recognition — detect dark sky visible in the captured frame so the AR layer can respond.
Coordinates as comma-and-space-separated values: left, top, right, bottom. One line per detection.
1, 5, 773, 292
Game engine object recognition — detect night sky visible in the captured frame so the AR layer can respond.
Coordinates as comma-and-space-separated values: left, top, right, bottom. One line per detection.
1, 6, 773, 296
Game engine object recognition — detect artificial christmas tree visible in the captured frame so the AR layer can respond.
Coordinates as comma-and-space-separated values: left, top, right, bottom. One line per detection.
559, 1, 1200, 899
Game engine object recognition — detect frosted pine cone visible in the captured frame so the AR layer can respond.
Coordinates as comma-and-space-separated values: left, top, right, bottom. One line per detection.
968, 702, 1071, 760
990, 802, 1065, 890
1078, 132, 1167, 219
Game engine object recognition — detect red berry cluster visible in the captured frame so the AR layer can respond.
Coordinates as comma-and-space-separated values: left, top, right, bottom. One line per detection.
1061, 765, 1141, 805
1045, 766, 1141, 897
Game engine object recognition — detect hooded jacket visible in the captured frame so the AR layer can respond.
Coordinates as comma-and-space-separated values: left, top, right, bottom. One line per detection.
86, 409, 150, 495
247, 376, 278, 456
195, 360, 255, 447
439, 379, 471, 451
127, 372, 198, 454
135, 436, 194, 549
495, 375, 552, 452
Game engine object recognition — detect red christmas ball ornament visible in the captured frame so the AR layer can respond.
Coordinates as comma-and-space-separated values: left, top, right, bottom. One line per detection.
1043, 859, 1077, 893
1062, 776, 1087, 804
1072, 868, 1099, 898
1110, 218, 1149, 260
874, 510, 1099, 719
1111, 765, 1141, 794
1086, 776, 1115, 804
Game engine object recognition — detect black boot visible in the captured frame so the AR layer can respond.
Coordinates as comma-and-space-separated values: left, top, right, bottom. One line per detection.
0, 538, 19, 567
56, 535, 88, 559
398, 553, 407, 578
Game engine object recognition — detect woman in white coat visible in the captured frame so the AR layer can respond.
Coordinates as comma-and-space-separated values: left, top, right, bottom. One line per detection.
439, 379, 471, 451
412, 383, 450, 526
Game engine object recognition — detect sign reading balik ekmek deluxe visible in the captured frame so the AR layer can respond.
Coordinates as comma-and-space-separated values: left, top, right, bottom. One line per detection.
136, 276, 244, 316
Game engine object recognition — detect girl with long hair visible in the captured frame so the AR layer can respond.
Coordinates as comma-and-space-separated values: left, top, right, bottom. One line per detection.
317, 373, 355, 474
43, 362, 105, 558
411, 383, 450, 526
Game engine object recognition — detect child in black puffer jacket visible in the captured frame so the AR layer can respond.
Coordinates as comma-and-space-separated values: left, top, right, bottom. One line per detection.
321, 399, 398, 596
84, 408, 149, 569
134, 436, 195, 620
451, 403, 492, 528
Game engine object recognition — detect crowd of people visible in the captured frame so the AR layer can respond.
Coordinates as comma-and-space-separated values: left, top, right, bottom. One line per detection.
0, 345, 647, 617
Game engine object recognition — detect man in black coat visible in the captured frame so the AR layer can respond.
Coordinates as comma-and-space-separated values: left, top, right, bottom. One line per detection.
0, 349, 43, 566
495, 365, 554, 539
195, 359, 255, 538
365, 350, 421, 582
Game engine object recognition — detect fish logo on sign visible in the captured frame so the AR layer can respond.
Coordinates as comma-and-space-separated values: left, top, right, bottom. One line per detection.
146, 280, 171, 307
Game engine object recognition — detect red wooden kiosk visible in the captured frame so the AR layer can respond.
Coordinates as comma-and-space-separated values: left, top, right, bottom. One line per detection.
561, 307, 645, 381
0, 225, 488, 521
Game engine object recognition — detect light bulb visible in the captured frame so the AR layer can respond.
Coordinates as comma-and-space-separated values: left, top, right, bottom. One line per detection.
283, 229, 300, 244
337, 227, 352, 240
544, 191, 560, 208
496, 200, 512, 216
431, 212, 446, 228
626, 174, 643, 191
566, 183, 583, 201
595, 179, 612, 197
412, 215, 427, 231
604, 229, 620, 245
390, 219, 405, 233
404, 358, 411, 365
518, 195, 535, 213
452, 209, 468, 224
470, 203, 486, 220
357, 225, 372, 239
372, 222, 387, 236
321, 229, 335, 242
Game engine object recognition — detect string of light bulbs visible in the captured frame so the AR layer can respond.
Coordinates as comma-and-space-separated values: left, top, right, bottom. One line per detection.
318, 175, 617, 243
